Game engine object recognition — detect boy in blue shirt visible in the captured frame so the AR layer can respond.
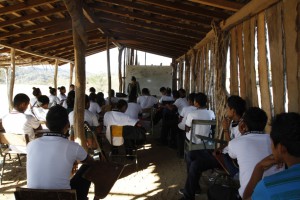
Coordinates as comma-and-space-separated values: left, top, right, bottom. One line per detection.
243, 112, 300, 199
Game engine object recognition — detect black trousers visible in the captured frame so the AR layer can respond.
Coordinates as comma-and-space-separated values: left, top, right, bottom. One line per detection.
70, 164, 91, 200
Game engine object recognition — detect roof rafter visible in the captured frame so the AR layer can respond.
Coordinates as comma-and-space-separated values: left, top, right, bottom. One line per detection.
187, 0, 244, 11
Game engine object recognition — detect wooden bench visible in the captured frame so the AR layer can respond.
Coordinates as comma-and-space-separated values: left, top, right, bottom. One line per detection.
14, 188, 77, 200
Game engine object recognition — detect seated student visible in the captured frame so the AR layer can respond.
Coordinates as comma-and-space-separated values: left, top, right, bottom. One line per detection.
48, 87, 61, 108
26, 105, 95, 200
105, 89, 119, 106
96, 92, 106, 108
137, 88, 158, 109
57, 86, 67, 104
125, 98, 142, 120
69, 95, 101, 148
63, 90, 75, 114
89, 87, 96, 94
30, 87, 42, 108
166, 89, 189, 115
177, 93, 197, 157
243, 112, 300, 200
228, 107, 282, 199
2, 93, 42, 153
32, 95, 50, 123
88, 93, 101, 118
104, 99, 145, 152
158, 87, 174, 103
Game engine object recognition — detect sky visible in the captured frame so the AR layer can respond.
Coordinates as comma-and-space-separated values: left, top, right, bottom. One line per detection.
60, 47, 172, 74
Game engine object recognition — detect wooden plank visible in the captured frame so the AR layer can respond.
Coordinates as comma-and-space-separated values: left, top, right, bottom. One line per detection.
118, 47, 124, 93
257, 12, 272, 132
190, 50, 196, 92
187, 0, 243, 11
54, 59, 58, 91
179, 60, 184, 89
230, 27, 239, 95
69, 63, 74, 86
107, 37, 112, 105
195, 49, 201, 92
283, 0, 300, 112
236, 24, 246, 99
184, 55, 191, 93
172, 59, 178, 90
7, 48, 15, 112
200, 47, 205, 92
266, 3, 285, 114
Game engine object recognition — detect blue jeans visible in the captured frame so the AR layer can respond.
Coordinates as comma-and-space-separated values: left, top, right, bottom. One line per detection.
183, 150, 219, 200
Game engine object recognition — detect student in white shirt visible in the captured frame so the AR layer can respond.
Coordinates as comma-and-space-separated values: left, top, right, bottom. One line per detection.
158, 87, 174, 103
27, 105, 95, 200
88, 93, 101, 118
57, 86, 67, 104
105, 89, 119, 106
30, 87, 42, 108
32, 95, 50, 125
228, 107, 282, 199
48, 87, 61, 108
137, 88, 158, 109
125, 99, 142, 120
2, 93, 42, 153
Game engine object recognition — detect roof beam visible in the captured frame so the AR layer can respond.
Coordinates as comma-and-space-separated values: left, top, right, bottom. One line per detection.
187, 0, 244, 12
0, 42, 74, 64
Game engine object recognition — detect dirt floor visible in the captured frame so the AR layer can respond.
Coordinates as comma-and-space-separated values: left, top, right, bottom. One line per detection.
0, 134, 212, 200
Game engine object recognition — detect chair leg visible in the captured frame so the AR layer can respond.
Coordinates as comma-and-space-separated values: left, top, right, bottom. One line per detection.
17, 154, 22, 166
1, 153, 8, 185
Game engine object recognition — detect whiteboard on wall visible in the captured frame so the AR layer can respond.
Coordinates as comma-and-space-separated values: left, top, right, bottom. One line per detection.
125, 65, 172, 97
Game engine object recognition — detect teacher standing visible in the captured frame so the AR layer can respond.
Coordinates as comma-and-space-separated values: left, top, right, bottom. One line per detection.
127, 76, 141, 102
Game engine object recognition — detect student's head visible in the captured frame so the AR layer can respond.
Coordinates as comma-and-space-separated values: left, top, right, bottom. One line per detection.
270, 113, 300, 163
49, 87, 56, 95
226, 95, 246, 119
238, 107, 267, 134
194, 93, 207, 108
13, 93, 30, 112
46, 105, 69, 134
166, 87, 172, 96
187, 93, 196, 105
66, 90, 75, 109
89, 93, 97, 102
117, 99, 128, 113
142, 88, 150, 95
32, 87, 41, 97
172, 90, 180, 99
69, 84, 75, 91
85, 94, 90, 109
89, 87, 96, 94
131, 76, 136, 82
58, 86, 66, 94
160, 87, 166, 95
37, 95, 49, 109
110, 89, 115, 97
178, 88, 186, 98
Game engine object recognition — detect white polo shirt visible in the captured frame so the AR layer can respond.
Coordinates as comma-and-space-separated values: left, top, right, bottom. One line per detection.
103, 111, 138, 145
173, 98, 189, 114
68, 109, 99, 127
178, 105, 197, 130
88, 102, 101, 116
159, 95, 174, 103
125, 102, 142, 119
228, 133, 283, 197
27, 135, 87, 189
185, 109, 215, 144
48, 95, 61, 108
2, 109, 41, 153
32, 107, 48, 122
137, 95, 158, 109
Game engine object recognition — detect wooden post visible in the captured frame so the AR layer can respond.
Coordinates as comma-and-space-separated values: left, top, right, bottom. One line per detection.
69, 63, 74, 86
122, 48, 126, 93
283, 0, 300, 112
230, 27, 239, 95
118, 47, 124, 93
172, 59, 178, 90
184, 55, 190, 93
64, 0, 87, 150
257, 12, 272, 132
107, 37, 112, 105
54, 59, 59, 91
236, 24, 246, 99
7, 48, 15, 112
190, 50, 196, 92
266, 3, 285, 114
179, 60, 184, 89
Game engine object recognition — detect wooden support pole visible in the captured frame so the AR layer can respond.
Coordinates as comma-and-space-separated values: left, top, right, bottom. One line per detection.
118, 47, 124, 93
69, 63, 74, 86
172, 59, 178, 90
266, 3, 285, 114
54, 59, 59, 92
179, 60, 184, 89
283, 0, 300, 112
230, 27, 239, 95
257, 12, 272, 132
184, 55, 190, 93
107, 37, 112, 105
122, 48, 126, 93
7, 48, 15, 112
64, 0, 87, 150
237, 24, 246, 99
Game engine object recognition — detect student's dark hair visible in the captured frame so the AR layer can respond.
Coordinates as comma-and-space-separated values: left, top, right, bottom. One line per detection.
142, 88, 150, 95
242, 107, 267, 132
270, 112, 300, 157
96, 92, 105, 107
178, 88, 186, 98
89, 87, 96, 94
32, 87, 41, 97
58, 86, 66, 91
172, 90, 180, 99
160, 87, 166, 92
66, 90, 75, 109
110, 89, 115, 97
49, 87, 56, 95
13, 93, 30, 107
37, 95, 49, 106
131, 76, 136, 81
70, 84, 75, 89
46, 105, 69, 132
194, 93, 207, 107
117, 99, 127, 111
227, 95, 246, 117
89, 93, 97, 102
188, 93, 196, 102
166, 87, 172, 95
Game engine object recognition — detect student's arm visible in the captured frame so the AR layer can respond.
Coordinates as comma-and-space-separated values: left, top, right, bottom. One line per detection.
222, 117, 231, 141
243, 154, 278, 199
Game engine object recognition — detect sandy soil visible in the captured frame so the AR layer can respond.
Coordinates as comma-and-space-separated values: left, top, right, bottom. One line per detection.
0, 135, 211, 200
